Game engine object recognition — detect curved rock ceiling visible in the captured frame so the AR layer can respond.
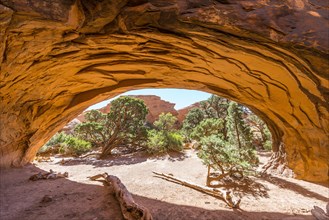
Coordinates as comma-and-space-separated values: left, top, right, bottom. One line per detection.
0, 0, 328, 181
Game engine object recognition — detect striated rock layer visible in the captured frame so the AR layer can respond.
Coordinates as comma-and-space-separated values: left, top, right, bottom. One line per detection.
0, 0, 328, 181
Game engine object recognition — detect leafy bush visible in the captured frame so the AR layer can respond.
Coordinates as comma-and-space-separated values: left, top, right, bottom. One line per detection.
263, 140, 272, 151
182, 108, 205, 141
198, 135, 258, 171
146, 130, 183, 154
60, 136, 92, 156
146, 130, 166, 154
166, 132, 184, 151
190, 118, 224, 141
38, 132, 67, 155
146, 113, 183, 154
39, 132, 91, 156
45, 132, 67, 147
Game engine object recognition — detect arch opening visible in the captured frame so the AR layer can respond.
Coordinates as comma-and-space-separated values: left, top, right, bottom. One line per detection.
24, 89, 326, 219
0, 0, 328, 183
39, 89, 274, 165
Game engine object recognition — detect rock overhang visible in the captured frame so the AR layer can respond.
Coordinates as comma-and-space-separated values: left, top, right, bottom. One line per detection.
0, 0, 328, 182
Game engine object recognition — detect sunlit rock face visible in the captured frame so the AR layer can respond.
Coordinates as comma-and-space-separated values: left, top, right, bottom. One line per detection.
96, 95, 179, 124
0, 0, 328, 181
177, 103, 201, 124
59, 119, 81, 135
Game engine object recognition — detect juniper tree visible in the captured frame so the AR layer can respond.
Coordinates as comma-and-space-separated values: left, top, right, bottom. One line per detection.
246, 113, 272, 150
199, 95, 230, 139
182, 108, 205, 141
226, 102, 253, 150
189, 98, 259, 180
75, 96, 148, 158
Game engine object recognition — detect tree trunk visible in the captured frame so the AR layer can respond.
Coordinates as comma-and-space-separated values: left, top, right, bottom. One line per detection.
206, 166, 243, 187
234, 118, 242, 150
262, 143, 293, 177
100, 135, 123, 158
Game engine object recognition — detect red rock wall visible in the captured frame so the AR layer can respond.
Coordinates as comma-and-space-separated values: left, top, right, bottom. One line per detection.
177, 103, 201, 124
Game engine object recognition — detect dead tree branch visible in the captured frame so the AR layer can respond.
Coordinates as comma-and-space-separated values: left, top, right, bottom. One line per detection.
311, 203, 329, 220
152, 171, 241, 208
88, 173, 152, 220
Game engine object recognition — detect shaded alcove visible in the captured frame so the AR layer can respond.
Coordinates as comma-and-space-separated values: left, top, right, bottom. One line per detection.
0, 0, 328, 183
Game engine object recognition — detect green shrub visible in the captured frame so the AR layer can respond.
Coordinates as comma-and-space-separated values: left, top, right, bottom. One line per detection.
39, 132, 91, 156
38, 132, 67, 155
45, 132, 67, 146
62, 136, 91, 156
146, 112, 183, 155
198, 135, 258, 171
263, 140, 272, 151
190, 118, 224, 141
75, 96, 148, 157
146, 130, 183, 154
166, 132, 183, 151
147, 130, 166, 154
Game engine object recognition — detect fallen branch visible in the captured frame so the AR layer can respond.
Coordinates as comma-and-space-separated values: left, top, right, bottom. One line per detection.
79, 152, 101, 158
88, 173, 152, 220
152, 171, 241, 208
29, 169, 68, 181
311, 203, 329, 220
35, 156, 53, 162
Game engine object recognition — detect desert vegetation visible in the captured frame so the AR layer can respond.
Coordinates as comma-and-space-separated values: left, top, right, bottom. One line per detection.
74, 96, 148, 158
40, 94, 272, 180
27, 94, 329, 220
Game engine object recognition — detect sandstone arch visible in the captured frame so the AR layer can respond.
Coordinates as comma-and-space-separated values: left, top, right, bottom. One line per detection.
0, 0, 328, 182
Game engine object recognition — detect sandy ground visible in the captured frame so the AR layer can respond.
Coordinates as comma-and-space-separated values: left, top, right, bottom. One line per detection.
1, 149, 328, 220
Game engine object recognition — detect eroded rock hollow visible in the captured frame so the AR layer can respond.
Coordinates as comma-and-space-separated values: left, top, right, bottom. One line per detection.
0, 0, 328, 181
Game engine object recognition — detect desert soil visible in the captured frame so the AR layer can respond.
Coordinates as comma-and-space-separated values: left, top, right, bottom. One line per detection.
1, 149, 328, 220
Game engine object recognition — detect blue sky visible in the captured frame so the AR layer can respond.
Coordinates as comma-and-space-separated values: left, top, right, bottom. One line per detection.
87, 89, 211, 110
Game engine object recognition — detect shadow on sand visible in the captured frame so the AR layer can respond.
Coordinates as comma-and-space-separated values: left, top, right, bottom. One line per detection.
58, 150, 189, 168
209, 176, 270, 199
261, 173, 329, 202
0, 165, 316, 220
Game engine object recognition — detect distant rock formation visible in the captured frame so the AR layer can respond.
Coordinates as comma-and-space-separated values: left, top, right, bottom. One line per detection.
130, 95, 178, 124
59, 119, 81, 135
78, 95, 179, 124
177, 103, 201, 124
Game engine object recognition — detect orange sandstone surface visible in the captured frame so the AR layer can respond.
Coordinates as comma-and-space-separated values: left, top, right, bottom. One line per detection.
0, 0, 328, 181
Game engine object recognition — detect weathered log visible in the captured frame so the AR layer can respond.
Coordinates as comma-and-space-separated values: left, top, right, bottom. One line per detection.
311, 204, 329, 220
152, 171, 241, 208
29, 169, 68, 181
79, 152, 101, 158
89, 173, 152, 220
